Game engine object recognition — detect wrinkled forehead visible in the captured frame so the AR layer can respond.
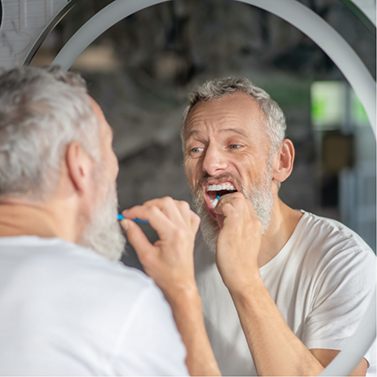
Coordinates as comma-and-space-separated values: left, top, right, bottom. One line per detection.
183, 92, 268, 141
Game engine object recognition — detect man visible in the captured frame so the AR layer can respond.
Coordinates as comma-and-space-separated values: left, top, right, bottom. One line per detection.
0, 66, 220, 375
180, 77, 376, 376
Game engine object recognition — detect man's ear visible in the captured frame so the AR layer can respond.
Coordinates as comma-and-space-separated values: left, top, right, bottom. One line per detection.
65, 141, 94, 194
272, 139, 295, 184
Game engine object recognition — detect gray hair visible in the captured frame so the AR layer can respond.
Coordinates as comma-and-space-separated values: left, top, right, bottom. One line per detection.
182, 77, 286, 155
0, 66, 100, 200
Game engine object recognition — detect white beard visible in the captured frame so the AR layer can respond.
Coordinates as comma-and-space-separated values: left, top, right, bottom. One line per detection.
192, 163, 274, 254
78, 175, 126, 261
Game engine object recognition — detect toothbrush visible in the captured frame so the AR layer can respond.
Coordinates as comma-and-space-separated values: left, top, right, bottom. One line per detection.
118, 196, 221, 223
214, 194, 221, 207
117, 214, 149, 224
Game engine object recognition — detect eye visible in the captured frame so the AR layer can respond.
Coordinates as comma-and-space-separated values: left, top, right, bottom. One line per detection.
229, 144, 241, 150
191, 147, 204, 153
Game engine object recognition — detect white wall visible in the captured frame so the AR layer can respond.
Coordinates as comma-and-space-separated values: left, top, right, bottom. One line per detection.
0, 0, 68, 69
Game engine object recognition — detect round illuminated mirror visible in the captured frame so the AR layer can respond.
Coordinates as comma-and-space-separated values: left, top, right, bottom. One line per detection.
23, 1, 376, 375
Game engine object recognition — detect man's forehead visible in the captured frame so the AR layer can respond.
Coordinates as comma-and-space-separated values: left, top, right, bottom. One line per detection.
185, 127, 250, 139
185, 93, 266, 137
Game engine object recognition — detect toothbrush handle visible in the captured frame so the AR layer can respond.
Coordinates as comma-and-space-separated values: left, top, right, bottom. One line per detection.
133, 218, 149, 224
117, 214, 149, 224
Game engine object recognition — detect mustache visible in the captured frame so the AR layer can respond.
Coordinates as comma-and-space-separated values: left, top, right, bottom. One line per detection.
194, 172, 244, 195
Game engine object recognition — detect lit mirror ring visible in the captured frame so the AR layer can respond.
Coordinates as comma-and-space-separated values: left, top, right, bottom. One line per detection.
22, 0, 79, 66
0, 1, 3, 30
51, 0, 376, 134
46, 0, 376, 375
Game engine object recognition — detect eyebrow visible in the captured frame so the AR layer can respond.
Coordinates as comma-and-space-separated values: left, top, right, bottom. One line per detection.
186, 127, 248, 139
219, 128, 249, 137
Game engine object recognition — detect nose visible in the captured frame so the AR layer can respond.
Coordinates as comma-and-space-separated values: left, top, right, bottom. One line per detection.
202, 144, 228, 176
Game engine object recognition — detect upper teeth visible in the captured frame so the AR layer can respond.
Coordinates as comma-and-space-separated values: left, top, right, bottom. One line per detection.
207, 184, 236, 191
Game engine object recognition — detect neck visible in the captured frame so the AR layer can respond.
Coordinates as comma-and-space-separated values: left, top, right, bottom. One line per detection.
258, 198, 303, 268
0, 197, 80, 242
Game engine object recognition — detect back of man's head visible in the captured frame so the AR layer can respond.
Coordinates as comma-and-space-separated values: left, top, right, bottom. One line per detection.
0, 66, 99, 200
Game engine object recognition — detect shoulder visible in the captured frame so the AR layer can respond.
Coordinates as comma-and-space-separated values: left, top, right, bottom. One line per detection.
293, 212, 375, 301
55, 240, 159, 299
290, 212, 375, 294
296, 211, 375, 264
299, 211, 364, 243
3, 236, 158, 305
0, 237, 188, 375
23, 239, 181, 348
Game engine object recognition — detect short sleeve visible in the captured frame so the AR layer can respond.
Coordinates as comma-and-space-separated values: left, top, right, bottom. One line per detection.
111, 284, 188, 376
302, 243, 376, 370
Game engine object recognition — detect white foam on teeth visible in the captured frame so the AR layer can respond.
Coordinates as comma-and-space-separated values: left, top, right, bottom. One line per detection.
207, 183, 236, 191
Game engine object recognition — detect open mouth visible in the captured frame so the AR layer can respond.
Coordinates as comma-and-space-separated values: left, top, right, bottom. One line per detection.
205, 182, 238, 211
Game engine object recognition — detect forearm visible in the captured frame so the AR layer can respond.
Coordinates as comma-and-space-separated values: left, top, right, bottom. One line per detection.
230, 274, 324, 376
121, 200, 218, 374
168, 287, 221, 376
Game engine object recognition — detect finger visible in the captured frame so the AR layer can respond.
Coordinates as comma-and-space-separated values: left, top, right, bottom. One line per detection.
218, 202, 239, 224
174, 200, 191, 217
215, 194, 243, 215
143, 197, 185, 225
174, 200, 194, 226
120, 219, 156, 265
217, 192, 244, 207
219, 201, 262, 235
216, 194, 258, 223
215, 212, 225, 229
143, 198, 196, 232
122, 205, 176, 240
190, 211, 201, 233
173, 200, 201, 234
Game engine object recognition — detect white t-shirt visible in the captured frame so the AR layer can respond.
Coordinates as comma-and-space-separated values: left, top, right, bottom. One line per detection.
0, 236, 188, 376
194, 211, 376, 376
